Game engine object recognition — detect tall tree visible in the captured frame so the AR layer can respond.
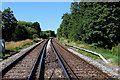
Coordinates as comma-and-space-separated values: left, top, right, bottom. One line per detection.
0, 10, 2, 39
12, 21, 39, 40
57, 2, 120, 49
2, 7, 17, 41
32, 22, 41, 37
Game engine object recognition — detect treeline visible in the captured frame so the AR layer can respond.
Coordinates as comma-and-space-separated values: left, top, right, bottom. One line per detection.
40, 30, 56, 39
12, 21, 41, 41
1, 7, 55, 41
1, 7, 41, 41
57, 2, 120, 49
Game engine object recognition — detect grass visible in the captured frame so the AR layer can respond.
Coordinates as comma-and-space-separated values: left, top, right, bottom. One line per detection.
78, 49, 100, 60
0, 53, 3, 57
5, 39, 32, 49
65, 44, 71, 47
0, 38, 42, 57
0, 52, 11, 57
6, 41, 36, 52
58, 37, 120, 65
5, 38, 42, 49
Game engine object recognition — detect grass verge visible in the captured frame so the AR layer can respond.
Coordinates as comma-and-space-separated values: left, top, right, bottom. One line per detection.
78, 49, 100, 60
0, 39, 42, 57
58, 38, 119, 65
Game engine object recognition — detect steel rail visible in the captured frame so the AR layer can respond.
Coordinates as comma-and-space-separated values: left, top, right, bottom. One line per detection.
51, 39, 71, 80
53, 39, 79, 80
27, 39, 49, 80
38, 40, 48, 80
0, 40, 45, 78
57, 39, 109, 63
54, 39, 115, 80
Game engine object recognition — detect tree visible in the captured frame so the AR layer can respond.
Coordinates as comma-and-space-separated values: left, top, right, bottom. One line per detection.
40, 30, 56, 38
0, 10, 2, 39
12, 21, 39, 40
32, 22, 41, 37
2, 7, 17, 41
57, 2, 120, 49
2, 7, 44, 41
12, 22, 28, 41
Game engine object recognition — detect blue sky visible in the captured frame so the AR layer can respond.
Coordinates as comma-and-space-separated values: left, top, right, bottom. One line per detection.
2, 2, 71, 33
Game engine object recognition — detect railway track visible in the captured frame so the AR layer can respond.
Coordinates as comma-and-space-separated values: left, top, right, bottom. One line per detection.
29, 39, 68, 79
51, 39, 116, 80
0, 38, 116, 80
0, 39, 48, 80
40, 39, 66, 79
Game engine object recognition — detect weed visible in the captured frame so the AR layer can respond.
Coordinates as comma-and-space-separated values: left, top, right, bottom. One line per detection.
60, 38, 119, 64
65, 44, 71, 47
78, 49, 100, 60
1, 39, 42, 57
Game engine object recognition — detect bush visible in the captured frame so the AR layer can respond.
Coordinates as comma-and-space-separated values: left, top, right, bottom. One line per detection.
32, 34, 39, 39
67, 39, 70, 43
111, 44, 120, 56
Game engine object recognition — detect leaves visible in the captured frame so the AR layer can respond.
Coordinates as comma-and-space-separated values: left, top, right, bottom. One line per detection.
2, 7, 42, 41
2, 7, 18, 41
57, 2, 120, 49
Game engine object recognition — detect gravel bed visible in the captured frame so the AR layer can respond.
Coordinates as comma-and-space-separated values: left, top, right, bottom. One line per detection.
53, 39, 113, 80
44, 39, 66, 79
0, 40, 43, 71
68, 48, 120, 79
2, 40, 46, 79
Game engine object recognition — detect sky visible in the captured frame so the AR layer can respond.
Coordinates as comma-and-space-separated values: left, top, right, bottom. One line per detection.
1, 2, 71, 33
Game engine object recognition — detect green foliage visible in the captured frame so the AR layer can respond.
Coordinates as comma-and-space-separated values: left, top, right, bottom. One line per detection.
111, 44, 120, 56
40, 30, 56, 39
65, 44, 71, 47
32, 22, 41, 37
2, 7, 17, 41
12, 21, 40, 41
4, 40, 41, 57
32, 34, 39, 39
78, 49, 100, 60
12, 21, 28, 40
57, 2, 120, 49
0, 11, 2, 39
61, 38, 119, 64
2, 7, 41, 41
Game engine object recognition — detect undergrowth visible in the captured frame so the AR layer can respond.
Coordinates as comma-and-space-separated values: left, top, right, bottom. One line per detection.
58, 38, 119, 65
0, 39, 41, 57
